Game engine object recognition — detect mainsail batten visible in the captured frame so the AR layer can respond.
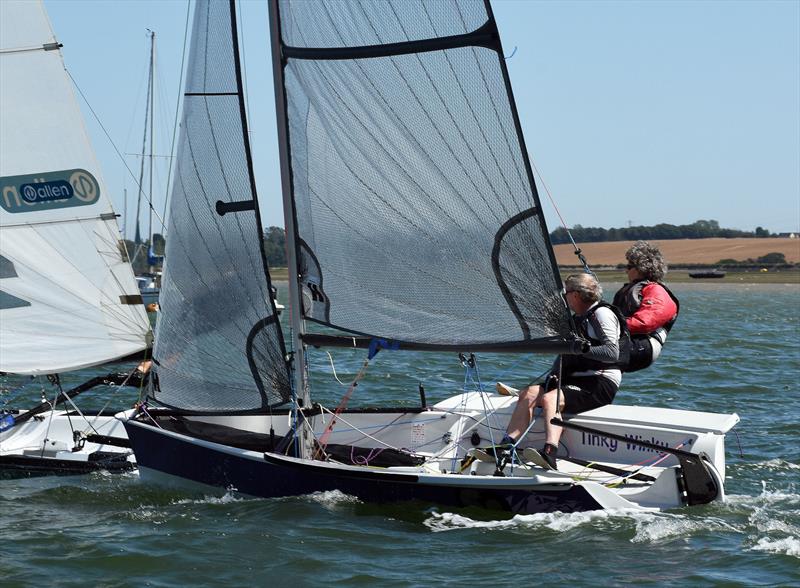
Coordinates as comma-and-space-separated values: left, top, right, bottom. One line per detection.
281, 21, 498, 60
150, 0, 290, 413
0, 0, 150, 375
273, 0, 573, 348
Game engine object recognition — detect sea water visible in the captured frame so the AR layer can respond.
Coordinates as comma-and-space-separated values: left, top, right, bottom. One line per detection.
1, 282, 798, 586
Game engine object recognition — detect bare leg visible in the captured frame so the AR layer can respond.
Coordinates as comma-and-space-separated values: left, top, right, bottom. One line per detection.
540, 388, 566, 448
506, 384, 543, 441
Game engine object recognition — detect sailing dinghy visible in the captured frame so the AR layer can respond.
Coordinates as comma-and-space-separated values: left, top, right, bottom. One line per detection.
0, 0, 151, 475
123, 0, 738, 514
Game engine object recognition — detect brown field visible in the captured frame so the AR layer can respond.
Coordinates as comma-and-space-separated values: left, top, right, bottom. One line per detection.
268, 238, 800, 285
553, 237, 800, 266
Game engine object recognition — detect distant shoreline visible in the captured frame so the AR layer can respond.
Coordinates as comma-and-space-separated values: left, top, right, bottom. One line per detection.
576, 269, 799, 285
268, 268, 800, 285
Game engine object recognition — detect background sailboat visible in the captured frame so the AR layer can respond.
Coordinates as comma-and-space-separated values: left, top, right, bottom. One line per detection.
123, 0, 737, 514
128, 30, 164, 309
0, 0, 151, 475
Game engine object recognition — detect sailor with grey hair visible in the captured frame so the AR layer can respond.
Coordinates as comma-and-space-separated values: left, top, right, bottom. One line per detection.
624, 240, 668, 282
496, 273, 627, 470
563, 272, 603, 304
613, 241, 680, 372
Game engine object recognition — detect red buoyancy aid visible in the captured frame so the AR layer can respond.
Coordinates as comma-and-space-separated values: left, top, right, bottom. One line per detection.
612, 281, 679, 339
612, 281, 680, 372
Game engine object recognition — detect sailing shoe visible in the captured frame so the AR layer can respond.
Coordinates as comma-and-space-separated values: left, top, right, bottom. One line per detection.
496, 382, 519, 396
480, 435, 516, 459
522, 444, 558, 471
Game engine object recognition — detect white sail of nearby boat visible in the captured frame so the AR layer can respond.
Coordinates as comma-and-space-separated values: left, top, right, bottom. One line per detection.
0, 0, 151, 475
123, 0, 738, 514
0, 0, 151, 375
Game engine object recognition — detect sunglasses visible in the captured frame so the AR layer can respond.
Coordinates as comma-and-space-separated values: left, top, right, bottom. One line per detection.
626, 263, 636, 270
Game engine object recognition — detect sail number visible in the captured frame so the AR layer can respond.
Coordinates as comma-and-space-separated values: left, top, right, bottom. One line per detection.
1, 169, 100, 213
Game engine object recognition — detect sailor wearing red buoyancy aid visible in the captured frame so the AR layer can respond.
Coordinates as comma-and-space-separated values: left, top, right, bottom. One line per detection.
612, 241, 680, 372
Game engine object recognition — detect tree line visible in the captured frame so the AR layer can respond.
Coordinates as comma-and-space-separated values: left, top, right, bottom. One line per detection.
122, 233, 165, 275
131, 220, 782, 274
549, 219, 773, 245
123, 229, 288, 274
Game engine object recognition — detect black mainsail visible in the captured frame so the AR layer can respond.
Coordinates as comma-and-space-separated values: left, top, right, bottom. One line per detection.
271, 0, 575, 353
151, 0, 290, 412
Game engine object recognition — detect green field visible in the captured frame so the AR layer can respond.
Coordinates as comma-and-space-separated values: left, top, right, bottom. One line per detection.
575, 269, 800, 284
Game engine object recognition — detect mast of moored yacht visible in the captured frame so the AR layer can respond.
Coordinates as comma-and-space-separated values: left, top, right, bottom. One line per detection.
147, 30, 155, 271
267, 0, 311, 456
133, 30, 155, 264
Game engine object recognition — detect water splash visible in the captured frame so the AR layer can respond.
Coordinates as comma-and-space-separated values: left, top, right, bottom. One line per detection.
750, 536, 800, 558
172, 490, 243, 506
631, 513, 741, 543
306, 490, 362, 509
423, 508, 651, 533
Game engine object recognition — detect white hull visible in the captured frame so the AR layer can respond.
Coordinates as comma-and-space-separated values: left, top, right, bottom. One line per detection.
0, 409, 135, 476
124, 393, 738, 512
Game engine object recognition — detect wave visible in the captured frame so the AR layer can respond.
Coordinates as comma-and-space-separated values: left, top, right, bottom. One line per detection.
727, 481, 800, 507
631, 513, 740, 543
424, 508, 645, 533
172, 490, 244, 506
305, 489, 363, 509
750, 536, 800, 558
749, 458, 800, 472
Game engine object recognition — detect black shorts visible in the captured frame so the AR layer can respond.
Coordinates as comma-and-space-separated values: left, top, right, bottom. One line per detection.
544, 373, 618, 414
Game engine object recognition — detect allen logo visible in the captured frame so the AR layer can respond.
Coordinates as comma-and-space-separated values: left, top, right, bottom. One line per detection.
21, 180, 72, 203
1, 169, 100, 213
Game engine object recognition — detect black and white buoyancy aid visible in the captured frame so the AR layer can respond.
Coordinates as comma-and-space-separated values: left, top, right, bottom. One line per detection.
563, 301, 631, 372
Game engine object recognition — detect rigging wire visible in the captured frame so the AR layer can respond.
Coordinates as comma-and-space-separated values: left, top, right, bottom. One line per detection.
528, 158, 594, 276
161, 0, 193, 228
66, 70, 166, 235
40, 376, 61, 457
90, 365, 146, 429
315, 354, 373, 459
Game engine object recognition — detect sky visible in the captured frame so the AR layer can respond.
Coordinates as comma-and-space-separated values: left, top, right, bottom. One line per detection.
42, 0, 800, 237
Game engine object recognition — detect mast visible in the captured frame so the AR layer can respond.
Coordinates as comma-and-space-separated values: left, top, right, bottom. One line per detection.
147, 31, 155, 271
268, 0, 310, 446
482, 0, 564, 292
133, 30, 155, 265
123, 187, 127, 239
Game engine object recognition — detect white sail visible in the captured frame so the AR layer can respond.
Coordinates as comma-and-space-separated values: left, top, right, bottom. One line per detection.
0, 0, 150, 375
